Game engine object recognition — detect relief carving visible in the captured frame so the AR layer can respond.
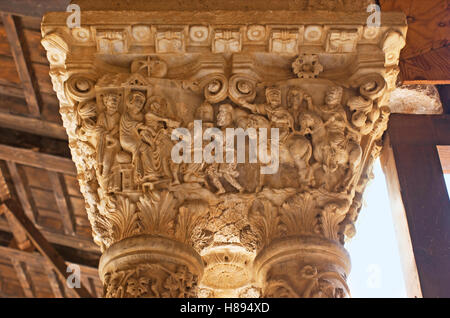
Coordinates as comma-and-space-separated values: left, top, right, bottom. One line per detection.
42, 5, 406, 297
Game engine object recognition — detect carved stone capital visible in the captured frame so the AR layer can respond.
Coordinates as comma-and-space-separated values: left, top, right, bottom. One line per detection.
41, 2, 407, 298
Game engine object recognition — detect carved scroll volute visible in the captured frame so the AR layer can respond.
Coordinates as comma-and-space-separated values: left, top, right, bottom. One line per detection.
188, 73, 229, 104
228, 74, 257, 104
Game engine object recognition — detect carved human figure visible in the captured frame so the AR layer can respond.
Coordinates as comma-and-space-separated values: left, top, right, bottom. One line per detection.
139, 96, 181, 184
119, 91, 146, 178
182, 101, 215, 185
96, 93, 121, 186
76, 100, 97, 145
339, 131, 363, 191
319, 86, 348, 151
206, 103, 244, 195
287, 87, 313, 130
239, 87, 294, 141
313, 86, 349, 172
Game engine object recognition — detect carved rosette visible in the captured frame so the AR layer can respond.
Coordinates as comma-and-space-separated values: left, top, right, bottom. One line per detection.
42, 6, 406, 298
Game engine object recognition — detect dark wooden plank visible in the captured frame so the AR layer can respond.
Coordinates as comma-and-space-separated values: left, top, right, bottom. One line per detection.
381, 114, 450, 298
10, 259, 35, 297
0, 0, 70, 18
6, 161, 37, 223
0, 201, 92, 298
0, 14, 40, 117
48, 171, 76, 236
0, 145, 76, 175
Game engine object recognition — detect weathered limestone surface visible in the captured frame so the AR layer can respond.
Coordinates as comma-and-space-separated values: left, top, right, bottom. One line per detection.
42, 1, 407, 297
389, 85, 443, 114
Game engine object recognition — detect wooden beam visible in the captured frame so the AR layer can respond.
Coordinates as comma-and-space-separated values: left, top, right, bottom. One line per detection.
381, 114, 450, 298
0, 144, 76, 175
10, 259, 35, 298
6, 161, 37, 223
1, 205, 33, 251
0, 112, 67, 141
0, 0, 70, 18
0, 14, 40, 117
0, 201, 92, 298
0, 244, 101, 297
48, 171, 76, 236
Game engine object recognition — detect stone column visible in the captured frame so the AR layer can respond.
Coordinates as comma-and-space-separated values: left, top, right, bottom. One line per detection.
41, 1, 407, 297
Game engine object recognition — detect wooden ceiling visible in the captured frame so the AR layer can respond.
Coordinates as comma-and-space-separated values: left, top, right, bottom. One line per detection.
0, 0, 447, 298
380, 0, 450, 84
0, 3, 101, 298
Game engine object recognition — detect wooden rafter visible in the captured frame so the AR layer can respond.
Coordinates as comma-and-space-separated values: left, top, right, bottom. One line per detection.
48, 171, 76, 236
5, 161, 37, 223
0, 164, 93, 298
0, 13, 40, 117
0, 201, 92, 298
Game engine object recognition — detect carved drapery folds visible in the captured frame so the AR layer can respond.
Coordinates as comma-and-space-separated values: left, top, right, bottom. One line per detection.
41, 8, 406, 298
